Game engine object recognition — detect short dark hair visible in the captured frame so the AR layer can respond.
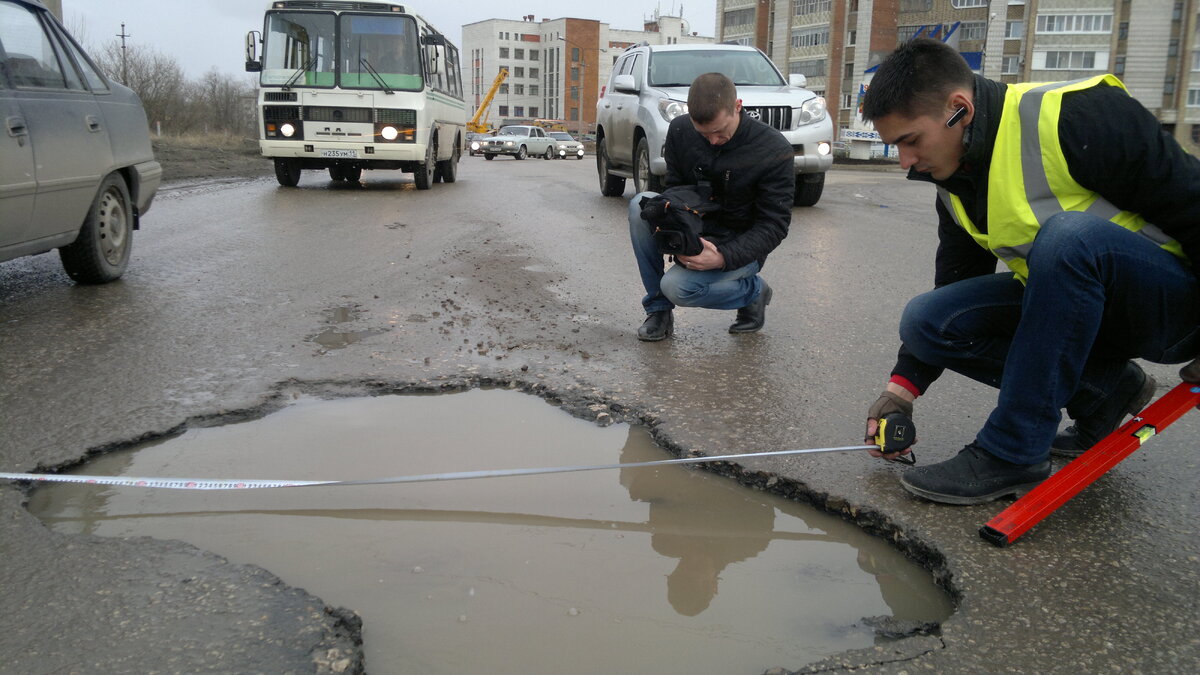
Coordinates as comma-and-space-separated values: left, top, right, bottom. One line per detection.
861, 38, 974, 122
687, 72, 737, 124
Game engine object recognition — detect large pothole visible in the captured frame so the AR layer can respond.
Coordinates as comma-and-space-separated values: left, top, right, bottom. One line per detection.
27, 388, 953, 674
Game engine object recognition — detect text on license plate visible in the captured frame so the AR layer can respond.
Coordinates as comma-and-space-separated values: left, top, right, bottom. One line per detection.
321, 149, 359, 159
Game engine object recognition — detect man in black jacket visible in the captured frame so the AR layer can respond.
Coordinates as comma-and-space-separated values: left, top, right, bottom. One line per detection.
629, 72, 795, 341
860, 39, 1200, 504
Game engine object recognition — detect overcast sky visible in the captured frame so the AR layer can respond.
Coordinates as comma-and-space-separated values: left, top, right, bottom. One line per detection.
63, 1, 716, 78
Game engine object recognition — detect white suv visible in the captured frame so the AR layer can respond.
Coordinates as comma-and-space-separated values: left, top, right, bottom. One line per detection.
595, 43, 833, 206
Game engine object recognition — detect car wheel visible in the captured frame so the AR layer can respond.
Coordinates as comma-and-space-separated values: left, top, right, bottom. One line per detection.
328, 165, 345, 181
794, 172, 825, 207
597, 137, 626, 197
634, 137, 664, 194
59, 173, 133, 284
414, 138, 436, 190
543, 146, 554, 160
437, 141, 460, 183
515, 145, 527, 160
484, 154, 495, 160
274, 158, 301, 187
343, 166, 362, 182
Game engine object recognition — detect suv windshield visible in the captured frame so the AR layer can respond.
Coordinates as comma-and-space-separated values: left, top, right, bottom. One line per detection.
260, 11, 421, 90
648, 50, 785, 88
550, 132, 573, 141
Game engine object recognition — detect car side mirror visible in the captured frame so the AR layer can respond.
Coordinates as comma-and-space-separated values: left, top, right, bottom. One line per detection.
788, 73, 807, 88
245, 31, 262, 72
612, 74, 636, 93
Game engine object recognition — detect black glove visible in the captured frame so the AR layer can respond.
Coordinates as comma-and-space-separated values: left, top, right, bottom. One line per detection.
866, 391, 913, 442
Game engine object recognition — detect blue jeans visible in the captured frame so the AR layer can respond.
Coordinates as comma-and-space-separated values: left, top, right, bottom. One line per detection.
629, 191, 763, 313
899, 212, 1200, 464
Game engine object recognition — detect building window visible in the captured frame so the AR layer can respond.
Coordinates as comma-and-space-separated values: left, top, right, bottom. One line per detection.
530, 84, 539, 96
530, 68, 539, 78
847, 30, 856, 46
515, 106, 524, 116
499, 47, 510, 58
725, 8, 755, 28
842, 93, 853, 109
515, 48, 524, 59
789, 59, 826, 77
951, 0, 987, 7
569, 107, 579, 121
499, 105, 508, 116
1114, 55, 1125, 75
1005, 20, 1024, 39
514, 67, 524, 77
499, 84, 509, 94
1193, 51, 1200, 71
1119, 22, 1128, 39
515, 84, 524, 95
1189, 89, 1200, 107
1037, 50, 1103, 70
1165, 75, 1176, 95
793, 0, 831, 16
1168, 39, 1179, 58
728, 36, 753, 46
572, 47, 580, 61
571, 86, 579, 100
571, 67, 579, 81
530, 49, 538, 60
899, 0, 932, 11
530, 107, 538, 117
960, 21, 986, 40
844, 61, 853, 79
898, 25, 923, 42
1002, 56, 1019, 74
791, 26, 830, 48
499, 66, 506, 75
1191, 124, 1200, 143
1036, 14, 1113, 34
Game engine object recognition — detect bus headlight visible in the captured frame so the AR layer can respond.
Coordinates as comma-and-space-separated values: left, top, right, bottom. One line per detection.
380, 126, 399, 141
280, 122, 296, 137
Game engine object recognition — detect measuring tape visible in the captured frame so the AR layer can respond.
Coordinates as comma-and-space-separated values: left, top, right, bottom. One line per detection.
0, 442, 892, 491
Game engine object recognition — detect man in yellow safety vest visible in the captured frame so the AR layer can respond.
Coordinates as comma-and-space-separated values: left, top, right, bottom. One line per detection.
859, 38, 1200, 504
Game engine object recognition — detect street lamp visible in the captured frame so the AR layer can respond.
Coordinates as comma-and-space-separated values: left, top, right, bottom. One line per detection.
557, 35, 601, 134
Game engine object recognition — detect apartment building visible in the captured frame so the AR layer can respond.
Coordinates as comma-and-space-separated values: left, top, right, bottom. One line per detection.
462, 13, 713, 134
715, 0, 1200, 153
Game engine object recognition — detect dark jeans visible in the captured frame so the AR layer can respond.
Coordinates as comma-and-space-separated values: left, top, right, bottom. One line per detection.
899, 212, 1200, 464
629, 191, 763, 313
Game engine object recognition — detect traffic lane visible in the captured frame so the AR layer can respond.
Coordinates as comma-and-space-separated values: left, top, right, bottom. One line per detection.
0, 160, 1195, 672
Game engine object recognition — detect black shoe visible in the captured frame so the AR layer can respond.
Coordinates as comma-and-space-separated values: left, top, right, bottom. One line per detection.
1052, 362, 1156, 458
900, 443, 1051, 505
637, 310, 673, 341
729, 282, 772, 333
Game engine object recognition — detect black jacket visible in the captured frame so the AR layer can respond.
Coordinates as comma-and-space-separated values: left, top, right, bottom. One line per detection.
893, 75, 1200, 393
662, 111, 795, 270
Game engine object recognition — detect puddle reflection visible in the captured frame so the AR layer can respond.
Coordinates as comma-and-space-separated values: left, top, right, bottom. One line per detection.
28, 389, 952, 674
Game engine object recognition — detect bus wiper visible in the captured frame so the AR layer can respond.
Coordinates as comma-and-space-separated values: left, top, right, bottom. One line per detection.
359, 58, 394, 95
283, 54, 318, 91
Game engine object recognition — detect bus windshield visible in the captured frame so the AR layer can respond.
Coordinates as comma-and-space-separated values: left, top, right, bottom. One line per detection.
260, 11, 421, 91
261, 12, 336, 87
648, 50, 785, 88
339, 14, 421, 91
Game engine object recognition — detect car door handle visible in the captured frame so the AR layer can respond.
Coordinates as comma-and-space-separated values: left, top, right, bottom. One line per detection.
6, 116, 27, 137
86, 115, 102, 132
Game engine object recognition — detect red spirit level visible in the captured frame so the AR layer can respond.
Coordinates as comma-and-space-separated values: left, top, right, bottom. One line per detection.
980, 381, 1200, 547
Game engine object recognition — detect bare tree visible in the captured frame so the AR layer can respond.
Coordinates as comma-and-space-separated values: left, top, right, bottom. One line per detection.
92, 40, 186, 133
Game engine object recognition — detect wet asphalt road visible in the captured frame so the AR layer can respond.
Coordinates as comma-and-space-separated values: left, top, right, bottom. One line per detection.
1, 158, 1197, 673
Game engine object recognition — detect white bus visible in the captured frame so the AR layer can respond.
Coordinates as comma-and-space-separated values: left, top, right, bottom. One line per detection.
245, 1, 465, 188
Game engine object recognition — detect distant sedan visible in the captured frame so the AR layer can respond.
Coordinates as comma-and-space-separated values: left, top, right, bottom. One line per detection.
549, 132, 585, 159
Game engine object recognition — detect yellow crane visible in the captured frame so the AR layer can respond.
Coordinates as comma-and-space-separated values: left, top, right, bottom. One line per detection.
467, 68, 508, 133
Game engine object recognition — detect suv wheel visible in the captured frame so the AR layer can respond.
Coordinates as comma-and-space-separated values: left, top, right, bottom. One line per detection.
794, 172, 825, 207
634, 137, 664, 194
597, 137, 626, 197
59, 174, 132, 284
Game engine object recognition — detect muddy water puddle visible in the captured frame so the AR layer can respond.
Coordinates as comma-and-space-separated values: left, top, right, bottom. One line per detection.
28, 389, 952, 674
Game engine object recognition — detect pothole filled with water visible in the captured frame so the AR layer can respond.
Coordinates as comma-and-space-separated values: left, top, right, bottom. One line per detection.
27, 389, 953, 674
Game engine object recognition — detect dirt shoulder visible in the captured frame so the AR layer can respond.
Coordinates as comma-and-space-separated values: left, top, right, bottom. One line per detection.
153, 135, 271, 184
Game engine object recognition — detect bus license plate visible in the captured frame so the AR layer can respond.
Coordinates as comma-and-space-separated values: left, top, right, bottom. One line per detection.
321, 149, 358, 159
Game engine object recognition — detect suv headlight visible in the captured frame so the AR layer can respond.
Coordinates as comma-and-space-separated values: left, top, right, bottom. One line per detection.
658, 98, 688, 123
796, 96, 827, 126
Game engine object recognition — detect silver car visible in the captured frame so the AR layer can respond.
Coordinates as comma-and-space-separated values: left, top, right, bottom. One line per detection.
480, 125, 557, 160
549, 132, 585, 160
0, 0, 161, 283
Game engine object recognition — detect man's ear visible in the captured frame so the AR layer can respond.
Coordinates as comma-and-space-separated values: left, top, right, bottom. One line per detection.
946, 91, 975, 126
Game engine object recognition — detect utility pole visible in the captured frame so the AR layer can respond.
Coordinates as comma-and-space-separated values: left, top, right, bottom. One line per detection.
117, 23, 131, 85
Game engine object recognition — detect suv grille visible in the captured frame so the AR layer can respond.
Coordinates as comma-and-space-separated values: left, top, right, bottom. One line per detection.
744, 106, 792, 131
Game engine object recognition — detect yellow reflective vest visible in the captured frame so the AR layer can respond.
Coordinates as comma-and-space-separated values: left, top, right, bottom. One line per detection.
938, 74, 1185, 283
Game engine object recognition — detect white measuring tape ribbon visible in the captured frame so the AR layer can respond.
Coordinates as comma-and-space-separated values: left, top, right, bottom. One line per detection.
0, 445, 878, 491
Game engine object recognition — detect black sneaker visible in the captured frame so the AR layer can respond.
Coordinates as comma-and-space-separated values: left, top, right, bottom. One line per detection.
637, 310, 673, 341
1052, 361, 1156, 458
900, 443, 1051, 505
